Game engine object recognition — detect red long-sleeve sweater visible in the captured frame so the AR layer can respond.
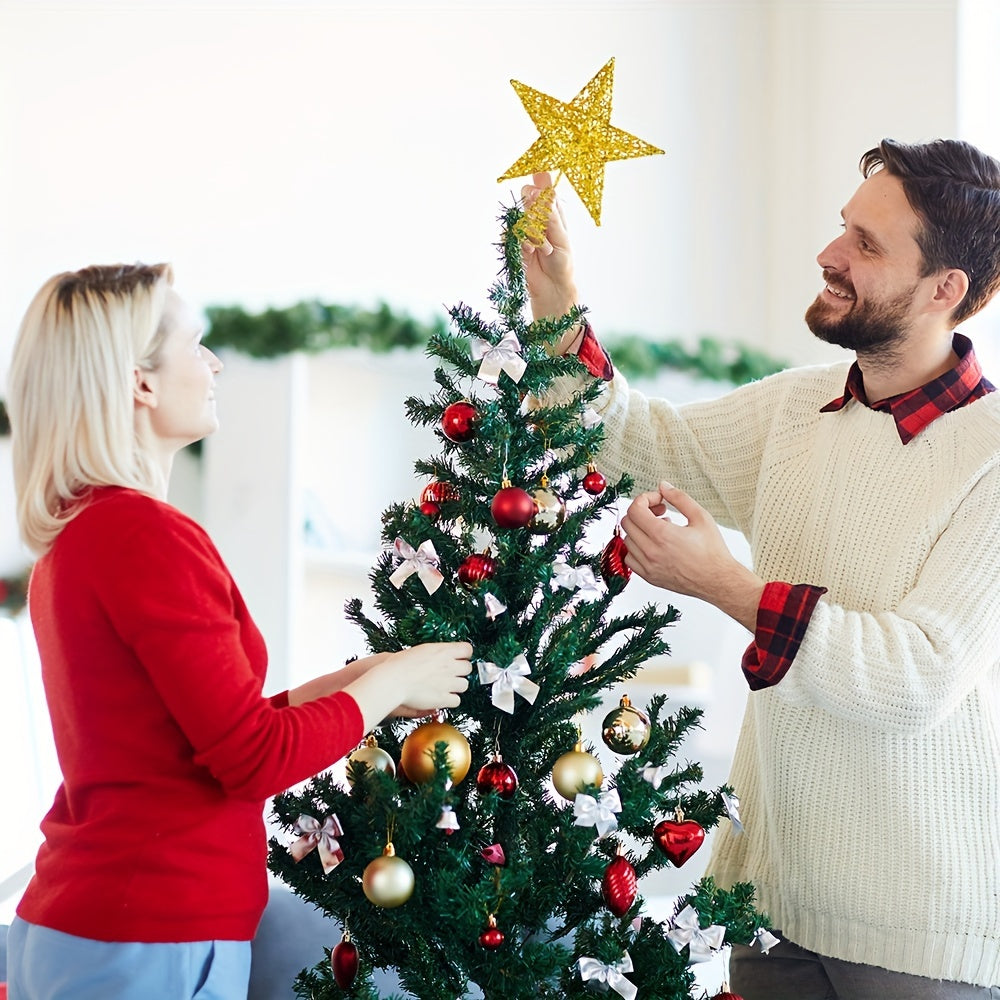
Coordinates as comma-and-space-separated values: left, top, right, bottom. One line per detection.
17, 486, 364, 943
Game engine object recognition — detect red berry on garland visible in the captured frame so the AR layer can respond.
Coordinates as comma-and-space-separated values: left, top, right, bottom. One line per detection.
491, 480, 536, 529
582, 463, 606, 495
653, 807, 706, 868
476, 754, 518, 799
441, 401, 478, 443
600, 528, 631, 585
331, 932, 359, 988
601, 851, 638, 917
419, 500, 441, 519
457, 550, 497, 587
479, 914, 504, 950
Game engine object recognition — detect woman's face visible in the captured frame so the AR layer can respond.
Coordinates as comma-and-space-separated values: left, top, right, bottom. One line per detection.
138, 289, 223, 450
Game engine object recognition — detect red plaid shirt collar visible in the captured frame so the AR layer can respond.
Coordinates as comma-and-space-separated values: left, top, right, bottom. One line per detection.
819, 334, 994, 444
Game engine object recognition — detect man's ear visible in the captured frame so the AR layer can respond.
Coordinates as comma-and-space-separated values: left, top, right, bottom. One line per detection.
930, 267, 970, 318
133, 367, 158, 409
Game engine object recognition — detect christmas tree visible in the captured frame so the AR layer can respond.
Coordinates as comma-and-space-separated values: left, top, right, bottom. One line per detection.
266, 197, 773, 999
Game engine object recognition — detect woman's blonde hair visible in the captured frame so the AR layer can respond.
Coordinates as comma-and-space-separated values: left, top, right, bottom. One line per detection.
7, 262, 175, 555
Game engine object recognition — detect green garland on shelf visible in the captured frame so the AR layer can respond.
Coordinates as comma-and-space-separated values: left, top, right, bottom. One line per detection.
200, 298, 789, 384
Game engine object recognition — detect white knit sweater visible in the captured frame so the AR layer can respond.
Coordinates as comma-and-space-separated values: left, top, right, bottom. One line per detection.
589, 361, 1000, 986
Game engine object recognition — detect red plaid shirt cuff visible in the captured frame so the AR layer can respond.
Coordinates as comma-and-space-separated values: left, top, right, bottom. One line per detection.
573, 320, 614, 381
742, 581, 827, 690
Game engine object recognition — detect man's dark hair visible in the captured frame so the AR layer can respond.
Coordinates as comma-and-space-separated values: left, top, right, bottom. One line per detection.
860, 138, 1000, 323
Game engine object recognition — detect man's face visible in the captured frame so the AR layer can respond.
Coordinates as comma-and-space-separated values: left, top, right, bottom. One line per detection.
806, 170, 929, 353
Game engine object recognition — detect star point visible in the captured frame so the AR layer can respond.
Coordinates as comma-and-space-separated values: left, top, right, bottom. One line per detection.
498, 58, 664, 226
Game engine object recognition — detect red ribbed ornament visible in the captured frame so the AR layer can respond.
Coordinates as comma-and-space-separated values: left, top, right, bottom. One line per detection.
600, 529, 631, 585
421, 480, 460, 504
457, 550, 497, 587
601, 853, 638, 917
331, 935, 359, 988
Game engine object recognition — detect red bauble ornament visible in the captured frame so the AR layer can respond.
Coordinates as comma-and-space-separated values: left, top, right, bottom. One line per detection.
582, 464, 607, 495
476, 755, 519, 799
419, 500, 441, 519
712, 993, 745, 1000
458, 550, 497, 587
479, 914, 504, 950
601, 529, 632, 584
421, 480, 460, 505
331, 935, 359, 988
491, 483, 536, 529
441, 401, 478, 443
654, 809, 706, 868
601, 853, 638, 917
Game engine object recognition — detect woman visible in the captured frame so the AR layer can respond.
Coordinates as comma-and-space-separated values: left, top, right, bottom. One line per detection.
4, 263, 472, 999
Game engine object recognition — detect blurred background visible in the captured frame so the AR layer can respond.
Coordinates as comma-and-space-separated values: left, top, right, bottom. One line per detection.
2, 0, 998, 945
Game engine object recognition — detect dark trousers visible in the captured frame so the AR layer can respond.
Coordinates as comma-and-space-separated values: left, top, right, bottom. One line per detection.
731, 933, 1000, 1000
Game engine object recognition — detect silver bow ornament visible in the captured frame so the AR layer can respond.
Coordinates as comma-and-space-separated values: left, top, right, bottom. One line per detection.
477, 653, 540, 714
290, 813, 345, 874
750, 926, 781, 954
577, 952, 637, 1000
573, 787, 622, 838
666, 904, 727, 963
389, 537, 443, 594
472, 332, 527, 385
720, 789, 744, 833
641, 762, 671, 788
550, 556, 602, 601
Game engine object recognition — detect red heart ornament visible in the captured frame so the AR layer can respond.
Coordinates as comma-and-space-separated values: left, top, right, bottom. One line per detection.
653, 816, 705, 867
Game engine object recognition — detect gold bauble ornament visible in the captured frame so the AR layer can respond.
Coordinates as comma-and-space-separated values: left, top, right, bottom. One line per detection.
347, 734, 396, 786
362, 842, 414, 908
529, 478, 567, 534
601, 694, 651, 755
400, 719, 472, 785
498, 57, 665, 227
552, 741, 604, 799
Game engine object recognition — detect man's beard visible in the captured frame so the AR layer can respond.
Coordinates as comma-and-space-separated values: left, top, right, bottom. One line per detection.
805, 272, 918, 354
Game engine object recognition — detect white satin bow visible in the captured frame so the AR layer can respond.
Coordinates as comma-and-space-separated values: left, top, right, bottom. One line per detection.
472, 332, 527, 385
389, 537, 444, 594
573, 787, 622, 837
477, 653, 540, 714
666, 904, 726, 963
550, 557, 602, 601
577, 952, 637, 1000
289, 813, 344, 874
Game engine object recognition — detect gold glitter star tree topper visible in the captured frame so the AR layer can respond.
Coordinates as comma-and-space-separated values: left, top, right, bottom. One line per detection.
498, 57, 664, 231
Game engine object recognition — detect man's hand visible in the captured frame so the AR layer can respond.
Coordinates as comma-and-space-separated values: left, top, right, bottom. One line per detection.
520, 172, 580, 339
621, 482, 764, 632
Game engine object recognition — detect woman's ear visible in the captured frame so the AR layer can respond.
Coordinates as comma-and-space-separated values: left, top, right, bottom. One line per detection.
133, 366, 158, 409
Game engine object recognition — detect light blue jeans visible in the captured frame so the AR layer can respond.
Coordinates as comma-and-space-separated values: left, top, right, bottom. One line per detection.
7, 917, 252, 1000
731, 932, 1000, 1000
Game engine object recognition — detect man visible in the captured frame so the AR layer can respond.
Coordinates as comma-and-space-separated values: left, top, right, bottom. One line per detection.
522, 139, 1000, 999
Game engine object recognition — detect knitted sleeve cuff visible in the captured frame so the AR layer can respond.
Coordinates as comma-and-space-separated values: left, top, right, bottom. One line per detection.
742, 581, 827, 690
